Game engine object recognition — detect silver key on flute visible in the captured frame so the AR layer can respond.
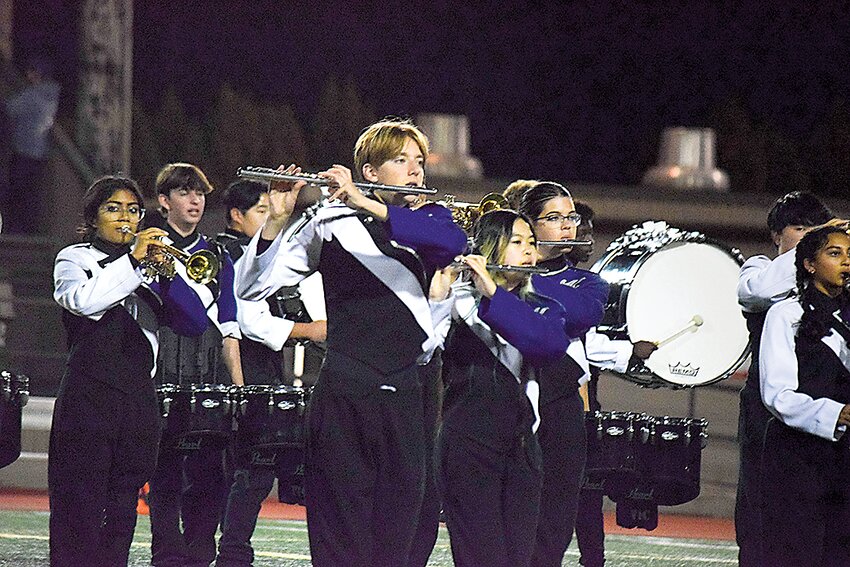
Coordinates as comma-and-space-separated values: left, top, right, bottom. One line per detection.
236, 166, 438, 195
536, 240, 593, 247
449, 261, 550, 274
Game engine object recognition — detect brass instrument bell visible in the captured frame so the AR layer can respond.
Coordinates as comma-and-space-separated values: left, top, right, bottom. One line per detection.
443, 193, 509, 232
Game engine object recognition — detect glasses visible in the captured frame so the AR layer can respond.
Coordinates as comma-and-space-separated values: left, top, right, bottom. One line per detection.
535, 212, 582, 227
100, 203, 145, 219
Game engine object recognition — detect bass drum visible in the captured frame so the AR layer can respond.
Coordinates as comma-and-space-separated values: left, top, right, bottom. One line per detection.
591, 221, 749, 388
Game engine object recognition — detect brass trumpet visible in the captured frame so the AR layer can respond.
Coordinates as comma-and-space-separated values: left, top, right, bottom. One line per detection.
236, 166, 438, 195
121, 227, 220, 284
441, 193, 508, 232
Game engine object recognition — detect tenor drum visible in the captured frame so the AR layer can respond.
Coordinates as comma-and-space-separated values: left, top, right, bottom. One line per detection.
592, 221, 749, 387
156, 383, 236, 451
634, 415, 707, 506
583, 411, 708, 506
234, 384, 311, 505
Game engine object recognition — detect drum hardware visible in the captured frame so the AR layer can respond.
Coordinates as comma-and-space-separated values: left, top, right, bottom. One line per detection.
236, 166, 438, 196
654, 315, 704, 348
0, 371, 28, 406
584, 411, 708, 508
156, 384, 236, 451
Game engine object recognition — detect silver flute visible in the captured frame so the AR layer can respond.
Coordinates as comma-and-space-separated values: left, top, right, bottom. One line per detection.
449, 261, 550, 274
236, 166, 438, 195
536, 239, 593, 246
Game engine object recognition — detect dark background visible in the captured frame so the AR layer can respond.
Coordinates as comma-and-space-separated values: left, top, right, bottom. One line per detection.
11, 1, 850, 193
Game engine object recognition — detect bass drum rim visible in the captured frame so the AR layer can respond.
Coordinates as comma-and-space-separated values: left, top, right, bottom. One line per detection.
591, 222, 750, 388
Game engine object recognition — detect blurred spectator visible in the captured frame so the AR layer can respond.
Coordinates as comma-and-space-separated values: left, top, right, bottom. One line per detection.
2, 55, 60, 234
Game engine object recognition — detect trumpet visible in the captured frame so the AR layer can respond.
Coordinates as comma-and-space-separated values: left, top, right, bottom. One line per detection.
121, 227, 220, 284
236, 166, 438, 195
448, 261, 550, 275
536, 239, 593, 247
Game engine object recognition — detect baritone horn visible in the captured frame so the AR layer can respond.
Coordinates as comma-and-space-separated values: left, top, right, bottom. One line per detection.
121, 227, 220, 284
441, 193, 508, 232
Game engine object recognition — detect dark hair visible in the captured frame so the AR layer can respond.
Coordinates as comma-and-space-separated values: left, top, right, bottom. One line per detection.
78, 175, 143, 240
471, 209, 538, 295
574, 201, 595, 224
767, 191, 832, 233
518, 181, 572, 220
223, 180, 267, 225
154, 163, 214, 196
794, 225, 850, 343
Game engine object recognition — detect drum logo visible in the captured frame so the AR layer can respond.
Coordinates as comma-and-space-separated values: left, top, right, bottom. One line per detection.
669, 362, 700, 377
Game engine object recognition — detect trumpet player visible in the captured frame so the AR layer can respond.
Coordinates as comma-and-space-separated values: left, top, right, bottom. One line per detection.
236, 118, 467, 566
49, 176, 210, 567
146, 163, 244, 567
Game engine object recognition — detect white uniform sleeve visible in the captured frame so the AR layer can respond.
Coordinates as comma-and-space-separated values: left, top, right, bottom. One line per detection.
429, 293, 458, 349
236, 295, 294, 352
737, 249, 797, 313
236, 215, 319, 301
584, 328, 634, 373
53, 248, 144, 319
760, 300, 845, 441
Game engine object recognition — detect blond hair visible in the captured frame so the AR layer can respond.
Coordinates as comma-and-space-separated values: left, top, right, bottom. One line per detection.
353, 118, 429, 180
502, 179, 539, 210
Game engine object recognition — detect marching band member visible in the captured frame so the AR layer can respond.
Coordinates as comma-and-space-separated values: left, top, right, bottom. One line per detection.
49, 175, 209, 566
146, 163, 244, 567
735, 191, 832, 566
236, 118, 467, 566
566, 201, 655, 567
514, 183, 609, 567
214, 179, 326, 567
759, 225, 850, 566
431, 209, 570, 567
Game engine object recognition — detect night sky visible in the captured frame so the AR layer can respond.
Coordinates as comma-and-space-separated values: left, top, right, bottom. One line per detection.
13, 1, 850, 185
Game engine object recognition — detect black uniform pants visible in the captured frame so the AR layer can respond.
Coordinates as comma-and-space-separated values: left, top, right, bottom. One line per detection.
215, 466, 277, 567
407, 351, 444, 567
148, 441, 230, 567
48, 391, 159, 567
735, 380, 772, 566
531, 391, 587, 567
438, 426, 542, 567
576, 373, 605, 567
305, 352, 425, 567
761, 419, 850, 567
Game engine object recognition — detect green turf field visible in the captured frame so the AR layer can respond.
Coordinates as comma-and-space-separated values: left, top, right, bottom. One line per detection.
0, 509, 738, 566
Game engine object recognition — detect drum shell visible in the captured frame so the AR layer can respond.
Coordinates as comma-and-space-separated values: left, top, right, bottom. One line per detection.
583, 411, 707, 506
634, 416, 706, 506
584, 411, 644, 494
156, 383, 235, 451
234, 385, 310, 469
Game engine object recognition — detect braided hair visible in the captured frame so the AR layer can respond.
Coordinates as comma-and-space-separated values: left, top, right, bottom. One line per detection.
794, 225, 850, 343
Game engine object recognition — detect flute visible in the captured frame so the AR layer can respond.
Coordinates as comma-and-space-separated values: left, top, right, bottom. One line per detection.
536, 239, 593, 247
449, 261, 550, 274
236, 166, 438, 195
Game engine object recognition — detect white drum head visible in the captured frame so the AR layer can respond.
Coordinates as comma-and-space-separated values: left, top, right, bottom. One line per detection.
625, 241, 748, 386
